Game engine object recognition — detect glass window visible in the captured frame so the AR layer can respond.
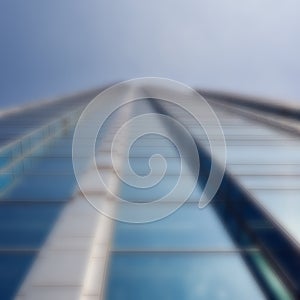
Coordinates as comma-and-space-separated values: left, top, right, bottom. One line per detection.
0, 253, 35, 300
106, 252, 265, 300
2, 174, 76, 201
251, 189, 300, 244
113, 204, 235, 250
0, 203, 63, 248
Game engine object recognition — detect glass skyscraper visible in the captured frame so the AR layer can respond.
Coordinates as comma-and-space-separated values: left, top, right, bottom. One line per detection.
0, 86, 299, 300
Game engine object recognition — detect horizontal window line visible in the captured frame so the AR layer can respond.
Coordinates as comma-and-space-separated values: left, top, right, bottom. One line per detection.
110, 248, 259, 254
0, 248, 39, 253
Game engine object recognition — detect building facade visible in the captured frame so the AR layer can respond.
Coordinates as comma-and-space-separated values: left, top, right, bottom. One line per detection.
0, 86, 299, 299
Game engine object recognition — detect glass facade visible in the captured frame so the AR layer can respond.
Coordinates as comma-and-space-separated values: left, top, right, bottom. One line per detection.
0, 91, 97, 299
0, 89, 299, 299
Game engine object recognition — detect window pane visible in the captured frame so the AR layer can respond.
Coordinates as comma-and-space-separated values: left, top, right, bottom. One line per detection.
113, 204, 235, 250
106, 253, 265, 300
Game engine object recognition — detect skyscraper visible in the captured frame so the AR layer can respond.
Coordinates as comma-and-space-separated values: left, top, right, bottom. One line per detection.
0, 84, 299, 300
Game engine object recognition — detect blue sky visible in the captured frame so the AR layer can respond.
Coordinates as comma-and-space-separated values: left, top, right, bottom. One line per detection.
0, 0, 300, 108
